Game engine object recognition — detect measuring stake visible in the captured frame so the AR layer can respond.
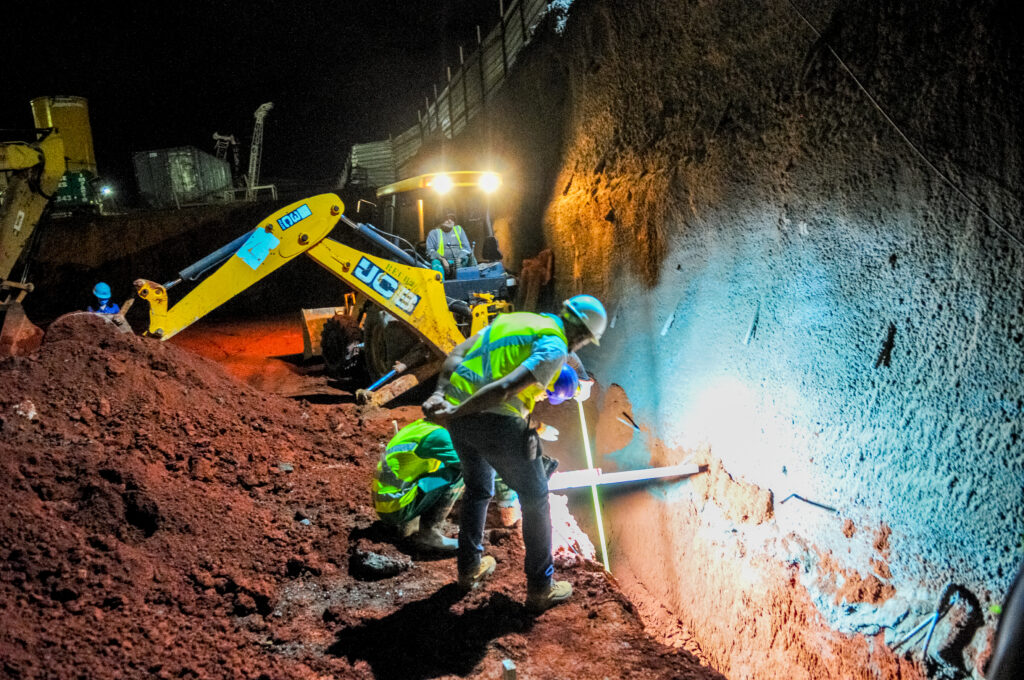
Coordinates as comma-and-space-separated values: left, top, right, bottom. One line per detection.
577, 399, 610, 571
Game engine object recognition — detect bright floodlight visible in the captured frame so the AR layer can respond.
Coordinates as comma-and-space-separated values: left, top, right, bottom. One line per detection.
478, 172, 500, 193
100, 186, 113, 196
431, 174, 454, 194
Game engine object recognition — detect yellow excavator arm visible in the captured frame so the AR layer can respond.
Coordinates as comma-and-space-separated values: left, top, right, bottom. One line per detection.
1, 131, 66, 357
134, 194, 465, 357
1, 132, 66, 284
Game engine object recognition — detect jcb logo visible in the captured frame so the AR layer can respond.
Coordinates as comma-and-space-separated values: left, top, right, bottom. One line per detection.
353, 257, 420, 314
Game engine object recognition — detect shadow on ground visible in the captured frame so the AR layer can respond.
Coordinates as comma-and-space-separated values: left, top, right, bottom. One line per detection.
328, 584, 534, 679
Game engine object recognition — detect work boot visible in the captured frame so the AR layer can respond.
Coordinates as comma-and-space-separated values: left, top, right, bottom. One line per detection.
525, 579, 573, 613
410, 527, 458, 553
457, 555, 497, 591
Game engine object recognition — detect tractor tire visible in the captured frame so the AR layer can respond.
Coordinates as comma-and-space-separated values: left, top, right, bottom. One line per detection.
320, 313, 364, 379
362, 308, 421, 381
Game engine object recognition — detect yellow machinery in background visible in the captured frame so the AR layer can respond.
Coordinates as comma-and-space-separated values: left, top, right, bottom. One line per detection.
0, 130, 66, 356
30, 97, 96, 175
30, 96, 103, 215
134, 192, 515, 405
302, 169, 507, 379
374, 170, 502, 245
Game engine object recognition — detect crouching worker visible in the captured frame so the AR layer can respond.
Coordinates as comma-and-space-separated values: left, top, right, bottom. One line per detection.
371, 419, 463, 553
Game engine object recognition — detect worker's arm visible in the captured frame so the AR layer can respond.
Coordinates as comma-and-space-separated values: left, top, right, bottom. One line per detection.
424, 229, 440, 256
422, 333, 476, 421
443, 365, 539, 419
565, 351, 595, 401
425, 335, 566, 424
433, 333, 476, 395
418, 429, 462, 470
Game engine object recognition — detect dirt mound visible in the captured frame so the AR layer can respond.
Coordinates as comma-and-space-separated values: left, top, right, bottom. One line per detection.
1, 314, 719, 679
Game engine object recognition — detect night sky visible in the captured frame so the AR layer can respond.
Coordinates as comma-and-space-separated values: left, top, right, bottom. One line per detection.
4, 1, 500, 195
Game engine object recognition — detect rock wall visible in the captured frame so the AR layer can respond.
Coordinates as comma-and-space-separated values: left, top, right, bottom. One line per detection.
450, 0, 1023, 677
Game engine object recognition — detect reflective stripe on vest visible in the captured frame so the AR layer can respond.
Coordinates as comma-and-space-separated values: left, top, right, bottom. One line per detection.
371, 419, 445, 515
446, 312, 567, 417
434, 226, 464, 257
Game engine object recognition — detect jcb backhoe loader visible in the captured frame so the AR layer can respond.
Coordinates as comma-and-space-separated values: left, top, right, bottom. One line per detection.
0, 130, 66, 356
133, 192, 516, 405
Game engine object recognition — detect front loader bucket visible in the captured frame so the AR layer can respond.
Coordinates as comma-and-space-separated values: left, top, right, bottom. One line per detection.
300, 293, 358, 360
0, 302, 44, 357
300, 307, 349, 360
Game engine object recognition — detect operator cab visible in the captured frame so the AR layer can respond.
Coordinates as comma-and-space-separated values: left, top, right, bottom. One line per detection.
369, 171, 514, 306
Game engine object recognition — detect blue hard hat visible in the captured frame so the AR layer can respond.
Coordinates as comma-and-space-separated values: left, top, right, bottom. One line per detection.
547, 364, 579, 405
93, 282, 112, 299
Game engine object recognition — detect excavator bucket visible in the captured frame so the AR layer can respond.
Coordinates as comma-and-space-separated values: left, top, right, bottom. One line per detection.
300, 294, 357, 360
0, 301, 44, 357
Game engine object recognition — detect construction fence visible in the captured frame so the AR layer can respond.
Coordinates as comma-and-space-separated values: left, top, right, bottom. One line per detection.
341, 0, 552, 189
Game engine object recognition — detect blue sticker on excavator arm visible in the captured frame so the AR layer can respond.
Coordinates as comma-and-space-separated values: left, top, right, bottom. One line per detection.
236, 229, 282, 270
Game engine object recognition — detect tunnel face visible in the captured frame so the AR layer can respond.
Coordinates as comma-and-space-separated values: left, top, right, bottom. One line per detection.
473, 0, 1022, 676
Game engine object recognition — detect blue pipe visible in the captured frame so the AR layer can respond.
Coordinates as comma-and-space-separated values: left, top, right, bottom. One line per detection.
366, 369, 397, 392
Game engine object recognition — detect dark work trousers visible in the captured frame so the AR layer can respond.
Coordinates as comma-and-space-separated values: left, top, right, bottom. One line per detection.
447, 412, 554, 588
988, 560, 1024, 680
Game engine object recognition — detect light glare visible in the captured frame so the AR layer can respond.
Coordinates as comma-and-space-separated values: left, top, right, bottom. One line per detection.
432, 174, 454, 194
479, 172, 500, 193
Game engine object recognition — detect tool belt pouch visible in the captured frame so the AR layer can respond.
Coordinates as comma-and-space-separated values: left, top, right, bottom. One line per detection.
523, 426, 542, 461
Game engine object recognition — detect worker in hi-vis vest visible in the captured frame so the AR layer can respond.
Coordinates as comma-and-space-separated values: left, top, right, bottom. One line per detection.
426, 211, 476, 280
371, 365, 582, 553
422, 294, 607, 613
371, 419, 464, 552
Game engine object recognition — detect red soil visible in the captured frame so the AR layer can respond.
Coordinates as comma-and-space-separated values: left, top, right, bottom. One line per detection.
1, 314, 719, 679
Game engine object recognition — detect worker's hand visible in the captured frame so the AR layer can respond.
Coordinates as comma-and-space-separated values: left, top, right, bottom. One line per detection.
575, 378, 595, 403
537, 424, 559, 442
422, 393, 457, 425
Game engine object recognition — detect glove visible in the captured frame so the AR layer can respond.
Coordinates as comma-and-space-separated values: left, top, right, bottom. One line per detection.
541, 454, 559, 479
422, 393, 456, 424
537, 424, 559, 441
575, 379, 594, 402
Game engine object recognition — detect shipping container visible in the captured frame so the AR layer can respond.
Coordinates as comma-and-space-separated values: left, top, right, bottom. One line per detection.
133, 146, 232, 208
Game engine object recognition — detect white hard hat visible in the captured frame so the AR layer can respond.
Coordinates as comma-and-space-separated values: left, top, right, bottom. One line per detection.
563, 294, 607, 346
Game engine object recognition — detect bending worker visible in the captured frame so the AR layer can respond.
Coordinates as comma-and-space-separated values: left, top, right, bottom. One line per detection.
426, 212, 476, 279
422, 294, 607, 613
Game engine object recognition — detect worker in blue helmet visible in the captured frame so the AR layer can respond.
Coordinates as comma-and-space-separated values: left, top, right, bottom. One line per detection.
87, 282, 120, 315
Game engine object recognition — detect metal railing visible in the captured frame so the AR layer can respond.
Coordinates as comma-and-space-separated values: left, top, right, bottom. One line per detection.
341, 0, 551, 188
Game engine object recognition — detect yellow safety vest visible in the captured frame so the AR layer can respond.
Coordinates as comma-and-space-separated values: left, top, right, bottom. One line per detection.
371, 419, 447, 515
446, 312, 568, 418
433, 225, 465, 257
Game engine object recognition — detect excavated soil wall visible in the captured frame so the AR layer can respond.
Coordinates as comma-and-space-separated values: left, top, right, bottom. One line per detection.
446, 0, 1022, 677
